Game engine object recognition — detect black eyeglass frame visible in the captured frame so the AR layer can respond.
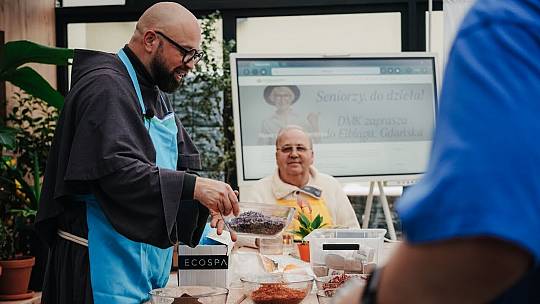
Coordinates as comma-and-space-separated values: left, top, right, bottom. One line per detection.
154, 30, 204, 64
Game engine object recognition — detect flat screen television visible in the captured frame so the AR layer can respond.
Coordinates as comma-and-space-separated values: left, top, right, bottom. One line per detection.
230, 53, 439, 186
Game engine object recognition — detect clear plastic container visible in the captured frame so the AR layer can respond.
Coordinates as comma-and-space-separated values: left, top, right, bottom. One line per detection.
304, 229, 386, 266
259, 236, 284, 255
223, 202, 296, 239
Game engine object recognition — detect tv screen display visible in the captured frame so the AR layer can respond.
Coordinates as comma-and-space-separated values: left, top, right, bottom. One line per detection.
231, 53, 438, 184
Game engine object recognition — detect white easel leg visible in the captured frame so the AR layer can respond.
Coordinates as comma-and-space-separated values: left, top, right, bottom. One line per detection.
362, 181, 375, 229
377, 181, 397, 240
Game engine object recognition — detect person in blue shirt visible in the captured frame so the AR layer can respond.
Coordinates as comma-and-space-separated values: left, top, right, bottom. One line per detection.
338, 0, 540, 303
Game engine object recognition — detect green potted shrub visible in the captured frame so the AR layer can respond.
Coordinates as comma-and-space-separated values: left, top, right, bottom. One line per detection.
1, 40, 72, 157
0, 220, 11, 277
0, 219, 35, 300
290, 213, 327, 262
0, 92, 58, 296
0, 40, 71, 295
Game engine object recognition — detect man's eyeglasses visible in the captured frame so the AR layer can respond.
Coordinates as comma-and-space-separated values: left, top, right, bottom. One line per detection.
154, 30, 205, 65
277, 145, 311, 154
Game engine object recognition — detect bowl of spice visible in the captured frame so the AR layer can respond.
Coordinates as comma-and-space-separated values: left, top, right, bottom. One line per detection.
149, 286, 228, 304
241, 273, 313, 304
224, 202, 296, 238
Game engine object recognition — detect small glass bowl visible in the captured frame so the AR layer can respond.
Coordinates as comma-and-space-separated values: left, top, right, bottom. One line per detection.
314, 274, 368, 291
241, 273, 314, 304
149, 286, 228, 304
223, 202, 296, 238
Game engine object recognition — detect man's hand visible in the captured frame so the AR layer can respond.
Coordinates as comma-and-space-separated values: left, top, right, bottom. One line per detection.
210, 211, 237, 242
194, 177, 240, 216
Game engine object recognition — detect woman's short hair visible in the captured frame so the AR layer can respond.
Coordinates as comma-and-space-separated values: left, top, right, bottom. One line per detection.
263, 85, 301, 105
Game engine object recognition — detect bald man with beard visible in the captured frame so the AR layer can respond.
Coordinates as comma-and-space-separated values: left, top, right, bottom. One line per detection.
37, 3, 239, 303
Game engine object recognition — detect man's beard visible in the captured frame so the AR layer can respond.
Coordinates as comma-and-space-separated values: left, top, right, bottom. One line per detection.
150, 51, 182, 93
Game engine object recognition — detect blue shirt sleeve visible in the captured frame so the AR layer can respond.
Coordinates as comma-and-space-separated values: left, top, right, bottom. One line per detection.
397, 11, 540, 262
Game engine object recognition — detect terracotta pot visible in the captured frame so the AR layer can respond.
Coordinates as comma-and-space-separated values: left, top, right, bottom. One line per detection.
0, 256, 35, 297
297, 242, 310, 262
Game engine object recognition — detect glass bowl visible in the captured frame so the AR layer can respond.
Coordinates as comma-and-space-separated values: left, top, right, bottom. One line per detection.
149, 286, 228, 304
223, 202, 296, 238
314, 274, 368, 291
240, 273, 313, 304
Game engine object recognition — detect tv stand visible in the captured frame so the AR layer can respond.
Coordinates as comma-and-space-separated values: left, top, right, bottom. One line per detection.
362, 181, 397, 240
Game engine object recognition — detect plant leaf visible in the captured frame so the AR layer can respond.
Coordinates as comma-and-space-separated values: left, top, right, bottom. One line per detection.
4, 67, 64, 109
9, 208, 37, 218
291, 230, 304, 238
0, 40, 73, 73
298, 213, 311, 229
298, 227, 311, 238
311, 214, 323, 230
0, 126, 17, 149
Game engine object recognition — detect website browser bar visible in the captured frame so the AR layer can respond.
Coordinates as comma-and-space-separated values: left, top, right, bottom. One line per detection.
271, 67, 381, 76
238, 74, 434, 86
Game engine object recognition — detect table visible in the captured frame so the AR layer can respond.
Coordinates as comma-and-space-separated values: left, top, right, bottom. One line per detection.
168, 241, 399, 304
1, 243, 399, 304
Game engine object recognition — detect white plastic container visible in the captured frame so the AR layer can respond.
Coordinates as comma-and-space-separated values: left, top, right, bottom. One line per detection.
304, 229, 386, 266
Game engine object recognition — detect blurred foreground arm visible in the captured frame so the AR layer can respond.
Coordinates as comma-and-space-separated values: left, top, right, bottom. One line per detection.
380, 238, 532, 303
337, 237, 531, 304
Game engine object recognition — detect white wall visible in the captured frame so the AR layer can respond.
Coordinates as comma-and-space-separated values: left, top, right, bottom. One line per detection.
67, 22, 136, 88
62, 0, 125, 7
237, 13, 402, 54
68, 21, 135, 52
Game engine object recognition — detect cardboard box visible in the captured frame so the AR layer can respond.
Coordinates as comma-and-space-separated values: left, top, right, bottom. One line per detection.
177, 229, 233, 288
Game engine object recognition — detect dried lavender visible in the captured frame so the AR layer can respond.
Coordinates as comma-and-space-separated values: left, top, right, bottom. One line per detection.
227, 211, 286, 235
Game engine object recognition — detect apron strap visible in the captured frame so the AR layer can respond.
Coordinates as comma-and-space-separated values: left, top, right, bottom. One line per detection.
58, 229, 88, 247
117, 48, 147, 115
158, 92, 172, 114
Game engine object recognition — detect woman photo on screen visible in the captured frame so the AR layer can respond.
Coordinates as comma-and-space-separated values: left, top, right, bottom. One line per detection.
258, 85, 320, 145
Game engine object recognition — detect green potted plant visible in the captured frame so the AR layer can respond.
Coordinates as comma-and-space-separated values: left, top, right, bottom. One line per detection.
0, 40, 73, 109
0, 218, 35, 300
0, 220, 11, 278
291, 213, 327, 262
0, 40, 71, 295
0, 92, 58, 296
1, 40, 72, 151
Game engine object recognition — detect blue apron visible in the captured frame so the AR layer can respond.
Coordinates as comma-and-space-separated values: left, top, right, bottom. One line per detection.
85, 49, 178, 303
